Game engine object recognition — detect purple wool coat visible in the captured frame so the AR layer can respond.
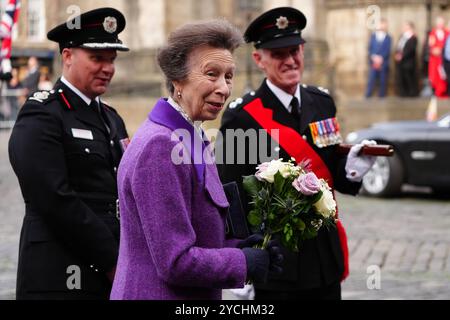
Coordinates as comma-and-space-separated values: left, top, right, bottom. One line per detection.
110, 99, 247, 300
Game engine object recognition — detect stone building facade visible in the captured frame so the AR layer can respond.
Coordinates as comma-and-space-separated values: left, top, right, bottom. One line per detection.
5, 0, 450, 99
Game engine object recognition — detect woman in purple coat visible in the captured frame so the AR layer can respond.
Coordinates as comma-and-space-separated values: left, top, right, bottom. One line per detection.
110, 20, 282, 300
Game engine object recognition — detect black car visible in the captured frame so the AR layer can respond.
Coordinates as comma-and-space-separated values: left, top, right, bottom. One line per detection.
345, 113, 450, 197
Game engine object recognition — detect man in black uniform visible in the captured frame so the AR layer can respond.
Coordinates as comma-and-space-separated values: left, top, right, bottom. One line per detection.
9, 7, 130, 300
218, 7, 376, 300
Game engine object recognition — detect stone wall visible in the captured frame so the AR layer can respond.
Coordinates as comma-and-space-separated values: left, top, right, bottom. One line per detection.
14, 0, 450, 101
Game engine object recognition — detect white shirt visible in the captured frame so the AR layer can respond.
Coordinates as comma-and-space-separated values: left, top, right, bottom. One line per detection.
375, 31, 387, 43
60, 76, 100, 106
266, 79, 301, 113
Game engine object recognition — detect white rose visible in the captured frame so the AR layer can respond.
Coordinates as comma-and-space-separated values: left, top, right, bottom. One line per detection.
313, 186, 336, 218
278, 162, 292, 178
256, 159, 290, 183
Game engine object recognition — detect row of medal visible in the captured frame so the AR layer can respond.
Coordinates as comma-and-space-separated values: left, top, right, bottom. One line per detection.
309, 117, 343, 148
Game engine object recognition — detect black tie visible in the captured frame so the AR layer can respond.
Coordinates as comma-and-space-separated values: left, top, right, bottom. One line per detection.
91, 99, 110, 133
290, 96, 300, 121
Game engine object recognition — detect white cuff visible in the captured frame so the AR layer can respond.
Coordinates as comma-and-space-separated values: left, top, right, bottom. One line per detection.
346, 169, 363, 182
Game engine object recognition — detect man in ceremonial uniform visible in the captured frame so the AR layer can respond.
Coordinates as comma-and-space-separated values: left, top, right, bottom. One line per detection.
9, 7, 130, 300
218, 7, 376, 300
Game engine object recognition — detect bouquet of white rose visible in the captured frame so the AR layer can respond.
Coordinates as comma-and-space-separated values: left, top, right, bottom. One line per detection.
243, 158, 337, 252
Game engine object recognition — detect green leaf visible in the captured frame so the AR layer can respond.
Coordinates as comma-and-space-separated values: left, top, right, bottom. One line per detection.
273, 172, 285, 194
242, 175, 262, 197
247, 210, 262, 226
310, 190, 323, 204
296, 219, 306, 231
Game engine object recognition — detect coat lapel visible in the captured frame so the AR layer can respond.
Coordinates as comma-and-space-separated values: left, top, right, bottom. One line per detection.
150, 98, 209, 184
55, 80, 107, 133
102, 104, 118, 139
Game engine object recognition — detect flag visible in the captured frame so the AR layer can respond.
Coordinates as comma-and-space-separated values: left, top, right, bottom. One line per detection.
426, 95, 438, 122
0, 0, 21, 73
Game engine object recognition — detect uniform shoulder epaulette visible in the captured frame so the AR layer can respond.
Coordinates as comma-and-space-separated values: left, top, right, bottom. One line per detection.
27, 90, 57, 104
303, 84, 331, 98
227, 90, 257, 111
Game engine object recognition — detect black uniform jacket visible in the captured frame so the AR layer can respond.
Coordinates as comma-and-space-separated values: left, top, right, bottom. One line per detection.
218, 80, 361, 291
9, 79, 128, 299
398, 35, 418, 69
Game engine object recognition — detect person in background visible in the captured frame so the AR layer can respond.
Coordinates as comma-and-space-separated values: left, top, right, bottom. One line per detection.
38, 72, 53, 91
6, 68, 23, 121
442, 24, 450, 96
110, 19, 282, 300
21, 56, 40, 98
9, 7, 130, 300
428, 16, 448, 98
365, 18, 392, 98
395, 21, 418, 97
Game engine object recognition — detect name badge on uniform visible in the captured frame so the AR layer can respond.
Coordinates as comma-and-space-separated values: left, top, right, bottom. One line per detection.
309, 118, 343, 148
71, 128, 94, 140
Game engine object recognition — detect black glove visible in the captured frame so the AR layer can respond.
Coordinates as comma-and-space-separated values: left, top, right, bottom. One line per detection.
237, 233, 265, 249
266, 240, 284, 276
242, 248, 270, 283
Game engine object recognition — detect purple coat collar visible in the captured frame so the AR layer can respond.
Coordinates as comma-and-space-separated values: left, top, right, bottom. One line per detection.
150, 98, 211, 183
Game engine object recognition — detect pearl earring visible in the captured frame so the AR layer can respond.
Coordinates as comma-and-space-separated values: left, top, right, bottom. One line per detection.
177, 91, 182, 99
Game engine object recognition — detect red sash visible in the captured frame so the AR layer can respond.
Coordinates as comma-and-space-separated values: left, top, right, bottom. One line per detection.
244, 98, 349, 281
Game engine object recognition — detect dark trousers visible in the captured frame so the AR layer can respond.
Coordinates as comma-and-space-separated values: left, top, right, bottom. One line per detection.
366, 67, 389, 97
396, 64, 418, 97
254, 281, 341, 300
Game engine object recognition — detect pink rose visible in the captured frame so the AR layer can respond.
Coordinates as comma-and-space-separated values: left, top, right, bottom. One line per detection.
292, 172, 321, 195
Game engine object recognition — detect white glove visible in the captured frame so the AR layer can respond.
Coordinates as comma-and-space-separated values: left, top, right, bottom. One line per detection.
345, 140, 377, 182
228, 284, 255, 300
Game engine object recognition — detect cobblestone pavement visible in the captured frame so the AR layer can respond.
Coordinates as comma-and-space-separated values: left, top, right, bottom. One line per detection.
0, 130, 22, 300
0, 129, 449, 300
339, 192, 450, 300
225, 193, 450, 300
